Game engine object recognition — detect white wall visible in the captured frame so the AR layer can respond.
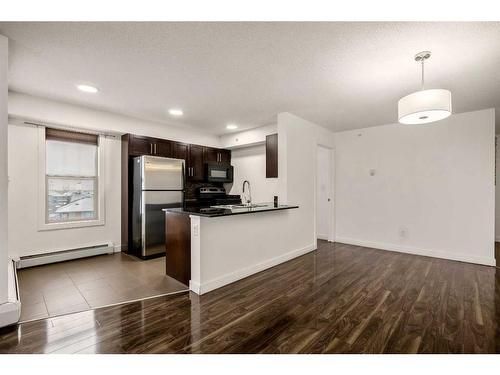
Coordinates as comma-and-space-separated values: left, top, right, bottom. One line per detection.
334, 108, 496, 266
277, 112, 336, 254
219, 124, 277, 149
0, 36, 8, 303
7, 93, 222, 258
227, 144, 278, 203
8, 123, 121, 258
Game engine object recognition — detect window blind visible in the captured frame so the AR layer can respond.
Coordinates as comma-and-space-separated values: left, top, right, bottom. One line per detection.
46, 128, 98, 145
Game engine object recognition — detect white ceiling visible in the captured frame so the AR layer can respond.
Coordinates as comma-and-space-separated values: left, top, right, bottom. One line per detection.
1, 22, 500, 135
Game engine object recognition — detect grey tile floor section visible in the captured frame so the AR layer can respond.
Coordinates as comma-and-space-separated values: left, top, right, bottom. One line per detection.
17, 253, 188, 322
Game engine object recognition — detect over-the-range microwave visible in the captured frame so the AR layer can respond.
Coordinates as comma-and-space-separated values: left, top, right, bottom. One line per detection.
205, 162, 234, 183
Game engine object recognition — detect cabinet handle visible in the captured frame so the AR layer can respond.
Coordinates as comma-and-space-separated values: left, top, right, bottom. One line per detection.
191, 167, 194, 176
154, 144, 157, 154
150, 144, 153, 154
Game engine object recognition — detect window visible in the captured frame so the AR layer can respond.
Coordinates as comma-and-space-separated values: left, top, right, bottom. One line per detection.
39, 127, 104, 229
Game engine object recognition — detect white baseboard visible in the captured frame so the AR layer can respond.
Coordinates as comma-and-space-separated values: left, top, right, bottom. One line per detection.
192, 243, 316, 295
336, 237, 496, 267
189, 280, 201, 294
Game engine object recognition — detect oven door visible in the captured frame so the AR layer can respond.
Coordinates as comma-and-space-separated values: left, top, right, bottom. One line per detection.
205, 163, 233, 183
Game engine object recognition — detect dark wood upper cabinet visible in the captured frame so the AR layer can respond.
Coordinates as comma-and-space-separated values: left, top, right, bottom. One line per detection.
173, 142, 189, 161
266, 133, 278, 178
203, 147, 231, 164
129, 135, 154, 156
174, 142, 204, 181
203, 147, 219, 163
129, 135, 174, 157
155, 139, 173, 158
188, 145, 204, 181
219, 149, 231, 163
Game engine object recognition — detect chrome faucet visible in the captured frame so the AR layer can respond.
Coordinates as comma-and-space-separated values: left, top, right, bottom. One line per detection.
242, 180, 252, 206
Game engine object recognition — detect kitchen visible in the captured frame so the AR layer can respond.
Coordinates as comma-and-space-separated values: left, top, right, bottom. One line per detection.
7, 96, 299, 321
122, 130, 298, 294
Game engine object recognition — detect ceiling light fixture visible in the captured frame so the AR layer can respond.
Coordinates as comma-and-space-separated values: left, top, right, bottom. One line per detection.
226, 124, 238, 130
398, 51, 452, 125
168, 109, 183, 116
76, 84, 99, 93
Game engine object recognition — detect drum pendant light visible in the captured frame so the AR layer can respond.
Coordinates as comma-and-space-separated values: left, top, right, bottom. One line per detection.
398, 51, 452, 125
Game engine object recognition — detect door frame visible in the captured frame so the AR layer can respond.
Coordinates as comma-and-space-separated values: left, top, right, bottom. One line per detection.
314, 143, 335, 242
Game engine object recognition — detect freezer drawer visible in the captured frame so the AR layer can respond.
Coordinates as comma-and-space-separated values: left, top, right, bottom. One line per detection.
131, 190, 183, 257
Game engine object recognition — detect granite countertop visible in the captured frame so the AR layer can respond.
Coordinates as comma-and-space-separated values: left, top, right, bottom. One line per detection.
163, 203, 299, 217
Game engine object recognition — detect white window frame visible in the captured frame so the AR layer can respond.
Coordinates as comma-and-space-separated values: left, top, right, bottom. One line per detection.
37, 126, 106, 231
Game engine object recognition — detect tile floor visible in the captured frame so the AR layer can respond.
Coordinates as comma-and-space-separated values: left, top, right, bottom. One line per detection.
17, 253, 188, 322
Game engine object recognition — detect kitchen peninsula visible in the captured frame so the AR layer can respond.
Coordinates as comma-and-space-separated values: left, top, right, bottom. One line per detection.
163, 204, 299, 294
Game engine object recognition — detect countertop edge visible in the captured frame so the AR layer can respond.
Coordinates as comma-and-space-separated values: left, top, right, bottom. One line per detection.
163, 205, 299, 217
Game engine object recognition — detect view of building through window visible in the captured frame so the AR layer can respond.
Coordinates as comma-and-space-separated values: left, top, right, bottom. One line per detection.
47, 178, 96, 222
45, 137, 98, 223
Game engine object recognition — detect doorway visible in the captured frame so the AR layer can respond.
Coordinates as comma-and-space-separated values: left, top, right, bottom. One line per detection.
316, 145, 334, 241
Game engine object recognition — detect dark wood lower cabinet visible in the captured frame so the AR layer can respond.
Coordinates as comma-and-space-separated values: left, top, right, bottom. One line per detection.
165, 212, 191, 285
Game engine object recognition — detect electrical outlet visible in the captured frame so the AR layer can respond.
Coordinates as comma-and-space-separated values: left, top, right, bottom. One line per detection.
398, 227, 409, 239
193, 224, 199, 237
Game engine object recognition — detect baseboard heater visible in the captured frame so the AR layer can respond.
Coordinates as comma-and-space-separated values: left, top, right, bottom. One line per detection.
17, 244, 114, 269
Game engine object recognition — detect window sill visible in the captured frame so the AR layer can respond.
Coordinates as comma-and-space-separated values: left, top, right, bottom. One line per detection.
38, 219, 105, 232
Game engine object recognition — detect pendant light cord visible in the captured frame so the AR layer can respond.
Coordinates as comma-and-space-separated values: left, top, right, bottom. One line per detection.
421, 58, 425, 90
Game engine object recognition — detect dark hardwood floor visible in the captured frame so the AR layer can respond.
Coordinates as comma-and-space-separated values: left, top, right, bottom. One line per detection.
1, 240, 499, 354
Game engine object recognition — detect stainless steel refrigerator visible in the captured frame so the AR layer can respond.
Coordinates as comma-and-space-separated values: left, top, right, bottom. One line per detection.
131, 155, 184, 258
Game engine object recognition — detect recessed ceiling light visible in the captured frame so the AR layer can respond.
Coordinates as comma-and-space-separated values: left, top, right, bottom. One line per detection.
169, 109, 183, 116
226, 124, 238, 130
76, 84, 99, 93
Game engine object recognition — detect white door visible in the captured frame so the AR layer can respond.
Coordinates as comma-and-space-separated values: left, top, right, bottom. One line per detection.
316, 145, 332, 240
